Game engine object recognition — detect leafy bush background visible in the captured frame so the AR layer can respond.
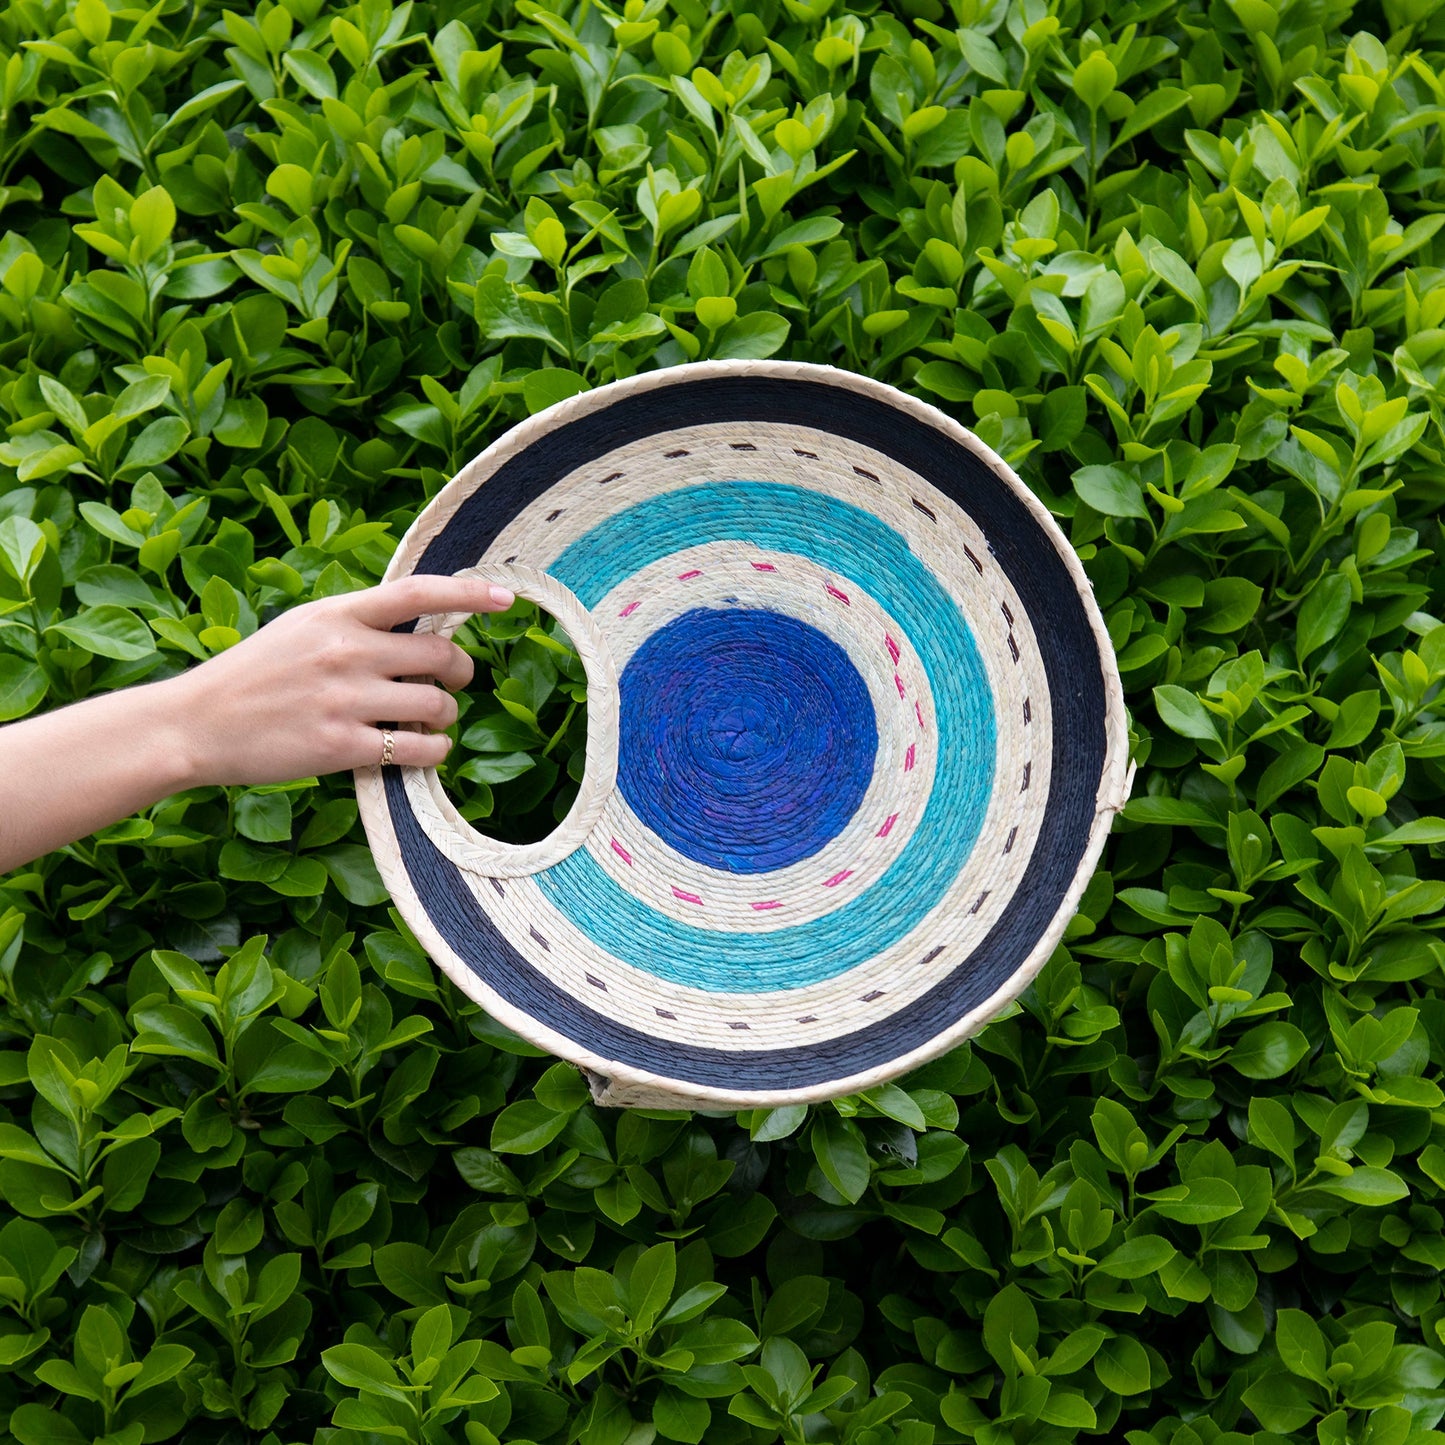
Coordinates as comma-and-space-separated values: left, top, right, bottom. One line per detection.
2, 0, 1445, 1440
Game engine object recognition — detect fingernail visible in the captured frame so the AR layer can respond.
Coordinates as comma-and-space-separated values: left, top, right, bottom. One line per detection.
489, 585, 515, 608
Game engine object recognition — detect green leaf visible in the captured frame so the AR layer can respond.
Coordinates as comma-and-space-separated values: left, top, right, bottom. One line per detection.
1297, 571, 1352, 662
1247, 1096, 1295, 1164
236, 791, 292, 843
1153, 685, 1220, 744
1198, 577, 1263, 633
461, 711, 541, 751
1150, 1178, 1242, 1224
1039, 1387, 1097, 1428
655, 1387, 710, 1443
128, 1342, 194, 1396
1141, 237, 1208, 318
410, 1303, 452, 1366
811, 1115, 871, 1203
1094, 1335, 1150, 1395
215, 398, 269, 449
373, 1243, 447, 1307
713, 312, 790, 360
0, 654, 48, 721
523, 368, 589, 413
1038, 386, 1087, 451
491, 1100, 569, 1154
9, 1405, 88, 1445
1072, 51, 1117, 110
1318, 1166, 1408, 1206
0, 518, 48, 584
1113, 87, 1189, 150
1093, 1234, 1175, 1279
243, 1044, 333, 1093
47, 606, 156, 661
1229, 1022, 1310, 1079
322, 1342, 408, 1400
120, 417, 190, 473
282, 50, 337, 100
982, 1283, 1038, 1373
1275, 1308, 1328, 1384
318, 845, 387, 906
1375, 818, 1445, 846
1241, 1373, 1317, 1433
1074, 464, 1148, 518
629, 1242, 677, 1331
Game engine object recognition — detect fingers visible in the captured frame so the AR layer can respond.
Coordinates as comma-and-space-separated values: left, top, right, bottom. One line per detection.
352, 574, 516, 631
371, 631, 475, 692
371, 681, 461, 733
360, 725, 452, 770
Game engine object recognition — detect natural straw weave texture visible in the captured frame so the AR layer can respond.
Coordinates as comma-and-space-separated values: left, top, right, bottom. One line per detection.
355, 361, 1131, 1110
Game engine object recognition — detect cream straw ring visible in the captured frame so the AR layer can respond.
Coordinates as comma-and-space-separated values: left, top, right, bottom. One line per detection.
355, 361, 1131, 1110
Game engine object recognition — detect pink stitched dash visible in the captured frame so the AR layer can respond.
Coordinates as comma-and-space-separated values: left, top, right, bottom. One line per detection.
826, 584, 851, 605
885, 634, 901, 664
751, 562, 777, 571
751, 900, 782, 911
878, 813, 898, 838
677, 569, 702, 580
904, 744, 916, 772
823, 869, 853, 888
610, 838, 633, 865
894, 673, 906, 699
671, 887, 703, 905
916, 701, 925, 729
618, 601, 640, 618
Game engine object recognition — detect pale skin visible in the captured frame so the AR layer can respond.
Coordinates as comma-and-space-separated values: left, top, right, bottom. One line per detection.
0, 574, 515, 876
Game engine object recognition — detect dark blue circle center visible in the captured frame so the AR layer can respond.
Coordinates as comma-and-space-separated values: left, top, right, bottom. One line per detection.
617, 608, 879, 874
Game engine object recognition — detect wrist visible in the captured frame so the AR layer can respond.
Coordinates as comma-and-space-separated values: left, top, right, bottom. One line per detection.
139, 670, 215, 794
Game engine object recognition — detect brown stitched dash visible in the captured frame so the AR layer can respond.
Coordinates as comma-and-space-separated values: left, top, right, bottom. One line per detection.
919, 945, 945, 966
528, 927, 549, 950
597, 471, 623, 484
853, 465, 881, 483
730, 441, 757, 451
1001, 601, 1014, 625
970, 891, 990, 914
1021, 762, 1032, 792
655, 1008, 677, 1020
728, 1020, 750, 1030
585, 973, 607, 991
860, 990, 885, 1002
964, 546, 983, 574
1004, 826, 1017, 854
490, 878, 505, 897
793, 448, 818, 459
664, 449, 689, 458
1007, 633, 1019, 663
503, 554, 517, 564
796, 1015, 818, 1024
912, 498, 937, 522
546, 509, 563, 522
1023, 697, 1032, 724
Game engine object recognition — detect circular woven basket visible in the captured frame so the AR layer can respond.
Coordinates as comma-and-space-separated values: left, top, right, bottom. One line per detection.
355, 361, 1131, 1110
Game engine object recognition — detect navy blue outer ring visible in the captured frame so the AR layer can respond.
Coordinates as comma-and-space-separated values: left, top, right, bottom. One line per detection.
382, 376, 1106, 1091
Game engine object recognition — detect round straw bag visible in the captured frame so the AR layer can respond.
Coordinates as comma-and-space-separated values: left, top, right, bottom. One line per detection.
355, 361, 1130, 1110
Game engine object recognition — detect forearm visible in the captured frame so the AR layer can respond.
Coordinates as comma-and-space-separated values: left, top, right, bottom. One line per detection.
0, 575, 511, 876
0, 676, 199, 874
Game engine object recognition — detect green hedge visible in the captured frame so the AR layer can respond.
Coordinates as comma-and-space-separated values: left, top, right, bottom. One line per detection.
2, 0, 1445, 1440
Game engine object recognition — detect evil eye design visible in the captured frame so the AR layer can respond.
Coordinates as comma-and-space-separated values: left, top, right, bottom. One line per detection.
357, 364, 1128, 1108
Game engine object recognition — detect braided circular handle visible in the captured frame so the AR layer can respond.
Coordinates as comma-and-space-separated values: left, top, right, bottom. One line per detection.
399, 565, 620, 879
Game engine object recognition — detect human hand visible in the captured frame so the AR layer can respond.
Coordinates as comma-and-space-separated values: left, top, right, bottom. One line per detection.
163, 574, 516, 787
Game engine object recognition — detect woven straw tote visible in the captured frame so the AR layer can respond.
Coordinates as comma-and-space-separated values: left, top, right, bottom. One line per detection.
356, 360, 1131, 1110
